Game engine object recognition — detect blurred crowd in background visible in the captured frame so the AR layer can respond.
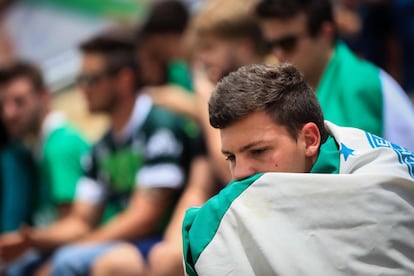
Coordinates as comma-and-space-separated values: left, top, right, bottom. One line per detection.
1, 0, 414, 95
0, 0, 413, 275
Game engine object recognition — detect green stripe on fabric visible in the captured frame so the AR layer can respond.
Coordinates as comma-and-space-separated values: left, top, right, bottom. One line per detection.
317, 42, 383, 137
182, 173, 263, 275
311, 135, 340, 174
23, 0, 146, 21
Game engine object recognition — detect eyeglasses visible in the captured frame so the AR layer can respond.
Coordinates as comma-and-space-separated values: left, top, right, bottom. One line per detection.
76, 72, 108, 87
265, 33, 308, 53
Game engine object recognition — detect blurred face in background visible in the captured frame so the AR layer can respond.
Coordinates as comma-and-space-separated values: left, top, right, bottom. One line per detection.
196, 34, 246, 83
77, 53, 117, 113
260, 13, 329, 85
0, 77, 44, 139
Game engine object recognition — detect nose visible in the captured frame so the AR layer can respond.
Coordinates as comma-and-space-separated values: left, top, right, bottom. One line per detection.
272, 47, 287, 62
232, 159, 256, 181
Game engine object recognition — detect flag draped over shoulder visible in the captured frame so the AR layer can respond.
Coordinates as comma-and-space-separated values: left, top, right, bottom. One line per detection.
183, 121, 414, 276
317, 42, 414, 151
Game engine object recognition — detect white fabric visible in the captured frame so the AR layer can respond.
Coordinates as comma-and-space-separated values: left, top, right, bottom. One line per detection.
145, 129, 183, 159
380, 69, 414, 151
115, 93, 152, 143
196, 173, 414, 275
136, 164, 184, 189
75, 177, 106, 204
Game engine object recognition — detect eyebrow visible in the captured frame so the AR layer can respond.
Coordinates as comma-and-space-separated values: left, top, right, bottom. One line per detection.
222, 140, 266, 155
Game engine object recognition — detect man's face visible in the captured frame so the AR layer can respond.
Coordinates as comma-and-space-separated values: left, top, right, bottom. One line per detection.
196, 34, 243, 83
0, 77, 43, 139
260, 13, 325, 83
77, 53, 116, 113
220, 111, 314, 181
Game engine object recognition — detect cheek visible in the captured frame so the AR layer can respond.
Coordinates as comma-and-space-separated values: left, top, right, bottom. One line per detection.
208, 47, 228, 66
269, 149, 301, 173
101, 90, 114, 104
21, 103, 36, 118
260, 154, 282, 172
287, 51, 304, 68
97, 84, 113, 101
294, 44, 315, 69
270, 157, 283, 172
198, 48, 214, 64
86, 90, 99, 103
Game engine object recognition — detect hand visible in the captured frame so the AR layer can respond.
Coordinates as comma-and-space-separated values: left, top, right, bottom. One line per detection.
0, 229, 32, 262
146, 85, 197, 119
192, 63, 215, 100
147, 85, 186, 107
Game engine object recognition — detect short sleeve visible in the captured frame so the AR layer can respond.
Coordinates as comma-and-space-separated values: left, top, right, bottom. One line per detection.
43, 128, 90, 203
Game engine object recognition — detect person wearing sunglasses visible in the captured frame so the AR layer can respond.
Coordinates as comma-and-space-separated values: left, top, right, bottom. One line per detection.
1, 27, 201, 276
255, 0, 414, 151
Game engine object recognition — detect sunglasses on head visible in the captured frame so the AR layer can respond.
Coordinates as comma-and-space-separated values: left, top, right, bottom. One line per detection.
266, 33, 307, 53
76, 72, 108, 86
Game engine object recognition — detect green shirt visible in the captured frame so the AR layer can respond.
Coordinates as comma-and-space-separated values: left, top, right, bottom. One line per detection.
34, 112, 90, 226
167, 59, 193, 92
77, 95, 201, 226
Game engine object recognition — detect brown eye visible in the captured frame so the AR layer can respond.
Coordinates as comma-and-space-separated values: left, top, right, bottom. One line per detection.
225, 155, 235, 162
251, 149, 266, 156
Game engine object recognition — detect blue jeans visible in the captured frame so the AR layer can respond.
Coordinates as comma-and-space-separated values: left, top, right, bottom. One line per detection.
5, 249, 49, 276
50, 242, 119, 276
132, 235, 162, 260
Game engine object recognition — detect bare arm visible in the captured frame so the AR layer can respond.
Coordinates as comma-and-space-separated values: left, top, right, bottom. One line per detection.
78, 187, 178, 243
146, 85, 198, 120
30, 201, 101, 251
0, 201, 100, 261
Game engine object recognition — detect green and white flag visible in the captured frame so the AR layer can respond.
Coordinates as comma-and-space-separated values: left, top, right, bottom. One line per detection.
183, 121, 414, 276
317, 42, 414, 151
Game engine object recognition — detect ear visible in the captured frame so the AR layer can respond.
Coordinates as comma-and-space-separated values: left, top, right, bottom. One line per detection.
117, 68, 136, 92
301, 122, 321, 158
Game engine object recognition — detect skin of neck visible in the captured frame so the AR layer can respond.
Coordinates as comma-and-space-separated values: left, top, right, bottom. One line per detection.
315, 46, 334, 90
110, 92, 137, 135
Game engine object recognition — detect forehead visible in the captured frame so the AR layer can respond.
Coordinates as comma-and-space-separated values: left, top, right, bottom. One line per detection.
220, 111, 290, 151
1, 77, 35, 95
81, 53, 106, 72
261, 13, 308, 38
197, 33, 235, 49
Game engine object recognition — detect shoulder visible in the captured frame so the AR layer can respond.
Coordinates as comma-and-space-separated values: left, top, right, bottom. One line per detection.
46, 124, 89, 149
146, 105, 187, 127
144, 105, 199, 140
333, 42, 379, 89
326, 121, 414, 178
